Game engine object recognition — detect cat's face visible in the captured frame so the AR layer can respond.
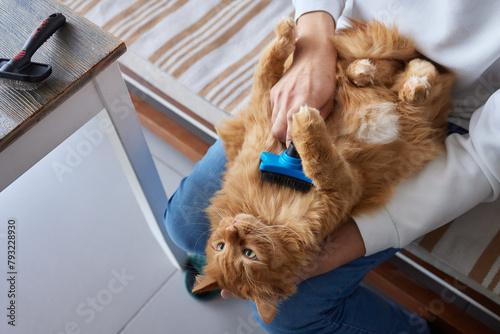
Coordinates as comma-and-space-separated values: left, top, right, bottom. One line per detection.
193, 213, 303, 324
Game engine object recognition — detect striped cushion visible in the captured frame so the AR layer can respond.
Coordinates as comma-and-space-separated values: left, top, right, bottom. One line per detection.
407, 197, 500, 305
62, 0, 294, 115
63, 0, 499, 305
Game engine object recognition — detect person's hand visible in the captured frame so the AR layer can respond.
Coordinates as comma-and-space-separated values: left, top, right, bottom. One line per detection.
270, 11, 337, 146
296, 218, 366, 282
221, 289, 235, 299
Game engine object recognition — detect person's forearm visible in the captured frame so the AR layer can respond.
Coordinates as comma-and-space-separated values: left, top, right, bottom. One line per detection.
293, 0, 347, 24
297, 10, 335, 36
270, 11, 337, 144
295, 11, 336, 63
297, 218, 366, 281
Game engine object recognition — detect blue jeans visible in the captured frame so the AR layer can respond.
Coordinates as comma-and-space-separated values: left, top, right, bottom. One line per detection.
164, 139, 429, 334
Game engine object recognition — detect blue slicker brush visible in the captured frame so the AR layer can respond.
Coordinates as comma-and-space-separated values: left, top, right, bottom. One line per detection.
259, 142, 313, 193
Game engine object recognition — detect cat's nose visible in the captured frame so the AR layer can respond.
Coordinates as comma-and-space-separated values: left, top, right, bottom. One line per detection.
225, 221, 238, 239
226, 221, 237, 232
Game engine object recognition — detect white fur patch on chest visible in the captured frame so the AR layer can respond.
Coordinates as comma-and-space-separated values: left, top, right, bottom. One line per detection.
356, 102, 399, 144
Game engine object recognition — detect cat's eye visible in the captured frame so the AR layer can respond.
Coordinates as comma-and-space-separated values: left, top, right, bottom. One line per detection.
243, 248, 258, 260
216, 242, 225, 251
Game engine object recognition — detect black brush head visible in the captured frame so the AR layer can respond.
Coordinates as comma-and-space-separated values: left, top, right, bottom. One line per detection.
260, 170, 313, 193
0, 13, 65, 83
0, 59, 52, 82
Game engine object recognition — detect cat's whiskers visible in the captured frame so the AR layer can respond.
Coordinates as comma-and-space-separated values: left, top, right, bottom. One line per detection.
243, 218, 266, 236
250, 231, 276, 255
207, 204, 226, 222
250, 218, 261, 229
193, 229, 213, 251
179, 204, 220, 225
255, 227, 319, 234
206, 212, 223, 223
249, 219, 276, 253
243, 265, 258, 291
242, 265, 269, 294
257, 224, 311, 237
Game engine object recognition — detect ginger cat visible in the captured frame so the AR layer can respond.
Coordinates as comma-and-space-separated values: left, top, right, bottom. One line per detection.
193, 17, 454, 324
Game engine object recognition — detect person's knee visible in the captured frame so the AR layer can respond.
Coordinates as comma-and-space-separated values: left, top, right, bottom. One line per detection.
163, 140, 227, 254
164, 197, 193, 253
251, 302, 342, 334
163, 185, 211, 254
164, 201, 202, 254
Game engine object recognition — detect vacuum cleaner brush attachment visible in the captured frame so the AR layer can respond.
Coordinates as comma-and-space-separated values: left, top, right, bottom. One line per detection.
259, 142, 313, 193
0, 13, 66, 83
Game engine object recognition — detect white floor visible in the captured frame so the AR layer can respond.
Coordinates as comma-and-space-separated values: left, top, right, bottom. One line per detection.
120, 127, 267, 334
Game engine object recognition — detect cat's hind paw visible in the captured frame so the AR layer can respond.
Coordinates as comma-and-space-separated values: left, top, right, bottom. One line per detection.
347, 59, 377, 87
399, 75, 431, 103
398, 59, 436, 103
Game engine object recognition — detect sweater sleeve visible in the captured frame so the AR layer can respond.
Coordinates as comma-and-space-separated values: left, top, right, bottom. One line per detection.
355, 89, 500, 256
292, 0, 347, 24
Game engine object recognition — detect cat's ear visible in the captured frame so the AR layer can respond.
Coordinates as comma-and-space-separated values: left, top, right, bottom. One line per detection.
255, 295, 279, 324
192, 275, 220, 293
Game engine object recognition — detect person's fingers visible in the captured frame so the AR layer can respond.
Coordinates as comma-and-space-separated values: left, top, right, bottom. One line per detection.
270, 88, 278, 125
318, 98, 335, 121
221, 289, 234, 299
271, 107, 288, 143
285, 109, 295, 147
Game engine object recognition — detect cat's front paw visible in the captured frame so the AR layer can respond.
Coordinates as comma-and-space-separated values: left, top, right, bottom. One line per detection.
274, 17, 296, 58
292, 106, 325, 144
399, 75, 431, 103
347, 59, 377, 87
276, 17, 295, 39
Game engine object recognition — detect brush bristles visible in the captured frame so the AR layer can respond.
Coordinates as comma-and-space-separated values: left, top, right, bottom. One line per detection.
260, 171, 313, 193
0, 78, 43, 91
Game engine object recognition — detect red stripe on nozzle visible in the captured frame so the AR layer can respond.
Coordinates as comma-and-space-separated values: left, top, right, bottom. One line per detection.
12, 50, 26, 61
32, 19, 49, 38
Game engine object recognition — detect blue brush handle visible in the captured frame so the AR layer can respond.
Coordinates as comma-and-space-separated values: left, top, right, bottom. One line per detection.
0, 13, 66, 73
259, 142, 313, 183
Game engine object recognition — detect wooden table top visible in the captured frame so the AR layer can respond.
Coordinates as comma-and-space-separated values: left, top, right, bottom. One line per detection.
0, 0, 126, 152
